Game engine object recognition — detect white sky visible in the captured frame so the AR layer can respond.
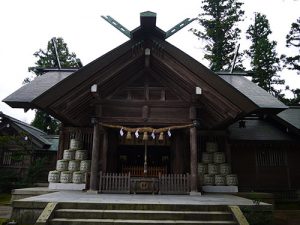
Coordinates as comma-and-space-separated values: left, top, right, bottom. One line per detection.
0, 0, 299, 124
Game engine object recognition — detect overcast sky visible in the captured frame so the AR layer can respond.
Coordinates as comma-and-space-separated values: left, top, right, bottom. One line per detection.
0, 0, 299, 124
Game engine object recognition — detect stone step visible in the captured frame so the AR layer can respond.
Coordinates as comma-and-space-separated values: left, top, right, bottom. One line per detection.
58, 202, 230, 212
50, 218, 237, 225
55, 209, 233, 221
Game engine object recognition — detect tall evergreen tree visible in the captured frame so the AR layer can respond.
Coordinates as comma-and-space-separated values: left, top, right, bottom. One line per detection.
191, 0, 244, 71
246, 13, 284, 96
25, 37, 81, 134
283, 17, 300, 74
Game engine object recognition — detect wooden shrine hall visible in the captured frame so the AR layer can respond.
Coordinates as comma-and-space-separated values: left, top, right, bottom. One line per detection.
4, 12, 300, 195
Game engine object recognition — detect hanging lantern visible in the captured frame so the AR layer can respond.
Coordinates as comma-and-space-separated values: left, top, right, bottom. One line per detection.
135, 129, 139, 138
126, 131, 132, 140
120, 127, 124, 136
167, 129, 171, 137
158, 132, 164, 141
143, 132, 148, 140
151, 131, 155, 139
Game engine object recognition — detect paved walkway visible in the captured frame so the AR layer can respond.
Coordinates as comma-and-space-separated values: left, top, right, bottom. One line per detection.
16, 190, 268, 206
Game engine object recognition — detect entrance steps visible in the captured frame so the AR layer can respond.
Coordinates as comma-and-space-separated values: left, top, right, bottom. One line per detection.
39, 202, 241, 225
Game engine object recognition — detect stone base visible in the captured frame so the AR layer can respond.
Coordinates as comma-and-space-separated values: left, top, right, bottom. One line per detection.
202, 185, 238, 193
189, 191, 202, 196
49, 183, 86, 190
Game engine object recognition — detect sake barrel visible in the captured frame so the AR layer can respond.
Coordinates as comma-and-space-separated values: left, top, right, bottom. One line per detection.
215, 175, 226, 186
72, 171, 84, 184
80, 160, 91, 172
208, 163, 219, 175
63, 149, 75, 160
226, 174, 238, 186
203, 174, 215, 186
213, 152, 226, 164
68, 160, 80, 172
60, 171, 72, 183
198, 163, 208, 174
75, 150, 88, 160
48, 171, 60, 183
56, 160, 69, 171
206, 142, 218, 153
82, 172, 88, 183
220, 163, 231, 175
202, 152, 213, 163
69, 139, 82, 150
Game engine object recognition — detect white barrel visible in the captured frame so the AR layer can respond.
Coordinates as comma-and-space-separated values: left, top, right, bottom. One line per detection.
213, 152, 226, 164
48, 171, 60, 183
202, 152, 213, 164
63, 149, 75, 160
198, 163, 208, 174
203, 174, 215, 186
75, 150, 88, 160
208, 163, 219, 175
226, 174, 238, 186
56, 160, 69, 171
206, 142, 218, 153
60, 171, 73, 183
80, 160, 91, 172
70, 139, 82, 150
215, 175, 226, 186
72, 171, 84, 184
82, 172, 88, 183
68, 160, 80, 172
220, 163, 231, 175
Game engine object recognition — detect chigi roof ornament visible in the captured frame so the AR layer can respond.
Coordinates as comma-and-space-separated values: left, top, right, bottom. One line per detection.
101, 11, 196, 40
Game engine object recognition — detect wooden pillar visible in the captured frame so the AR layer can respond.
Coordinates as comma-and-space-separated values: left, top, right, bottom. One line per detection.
101, 129, 108, 173
89, 121, 101, 191
57, 125, 65, 160
190, 126, 198, 192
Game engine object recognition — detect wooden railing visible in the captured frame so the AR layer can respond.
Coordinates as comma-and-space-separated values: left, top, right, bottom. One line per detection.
122, 166, 167, 177
99, 171, 130, 193
158, 173, 190, 194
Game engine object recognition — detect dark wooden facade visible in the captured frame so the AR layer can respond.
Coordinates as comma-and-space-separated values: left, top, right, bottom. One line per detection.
3, 12, 300, 195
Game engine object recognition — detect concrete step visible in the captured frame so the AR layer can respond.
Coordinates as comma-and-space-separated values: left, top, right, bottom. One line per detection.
50, 218, 237, 225
59, 202, 230, 211
55, 209, 234, 221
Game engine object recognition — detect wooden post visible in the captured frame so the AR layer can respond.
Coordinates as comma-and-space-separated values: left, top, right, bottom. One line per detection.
190, 125, 198, 192
101, 129, 108, 173
57, 125, 65, 160
89, 120, 101, 192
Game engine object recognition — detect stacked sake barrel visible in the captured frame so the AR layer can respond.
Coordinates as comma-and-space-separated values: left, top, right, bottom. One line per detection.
198, 142, 238, 187
48, 139, 90, 185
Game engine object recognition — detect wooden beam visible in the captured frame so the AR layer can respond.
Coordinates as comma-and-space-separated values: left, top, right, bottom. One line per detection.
190, 125, 198, 192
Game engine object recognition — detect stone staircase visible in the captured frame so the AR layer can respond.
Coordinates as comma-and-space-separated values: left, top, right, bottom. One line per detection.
37, 202, 243, 225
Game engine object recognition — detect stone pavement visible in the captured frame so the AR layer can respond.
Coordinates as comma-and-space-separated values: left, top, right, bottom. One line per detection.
16, 190, 269, 206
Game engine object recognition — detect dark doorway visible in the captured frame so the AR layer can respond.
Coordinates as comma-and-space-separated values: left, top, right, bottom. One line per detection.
117, 145, 170, 177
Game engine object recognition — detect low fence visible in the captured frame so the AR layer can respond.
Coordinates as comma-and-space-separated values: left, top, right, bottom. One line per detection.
122, 166, 167, 177
98, 172, 190, 194
99, 171, 131, 193
159, 173, 190, 194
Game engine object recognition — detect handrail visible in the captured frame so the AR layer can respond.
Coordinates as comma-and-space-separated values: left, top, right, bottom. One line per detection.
229, 205, 249, 225
35, 202, 58, 225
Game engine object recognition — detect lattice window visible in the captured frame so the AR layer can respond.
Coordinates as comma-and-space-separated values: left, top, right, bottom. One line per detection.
256, 149, 286, 167
2, 151, 12, 166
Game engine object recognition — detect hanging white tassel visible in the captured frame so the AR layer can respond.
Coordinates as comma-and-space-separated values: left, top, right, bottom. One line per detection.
151, 131, 155, 139
135, 129, 139, 138
120, 127, 124, 136
167, 129, 171, 137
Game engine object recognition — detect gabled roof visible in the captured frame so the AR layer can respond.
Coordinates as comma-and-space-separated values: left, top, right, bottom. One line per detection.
0, 112, 58, 150
3, 11, 287, 128
3, 71, 73, 109
228, 119, 293, 141
273, 106, 300, 136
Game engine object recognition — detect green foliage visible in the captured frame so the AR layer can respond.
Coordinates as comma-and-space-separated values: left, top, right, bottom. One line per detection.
191, 0, 245, 71
24, 37, 81, 134
31, 110, 59, 135
0, 169, 23, 193
282, 17, 300, 74
246, 13, 284, 96
23, 157, 48, 185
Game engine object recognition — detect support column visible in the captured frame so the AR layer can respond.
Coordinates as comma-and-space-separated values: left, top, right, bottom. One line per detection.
57, 124, 65, 160
190, 125, 198, 193
101, 129, 108, 173
89, 121, 101, 192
